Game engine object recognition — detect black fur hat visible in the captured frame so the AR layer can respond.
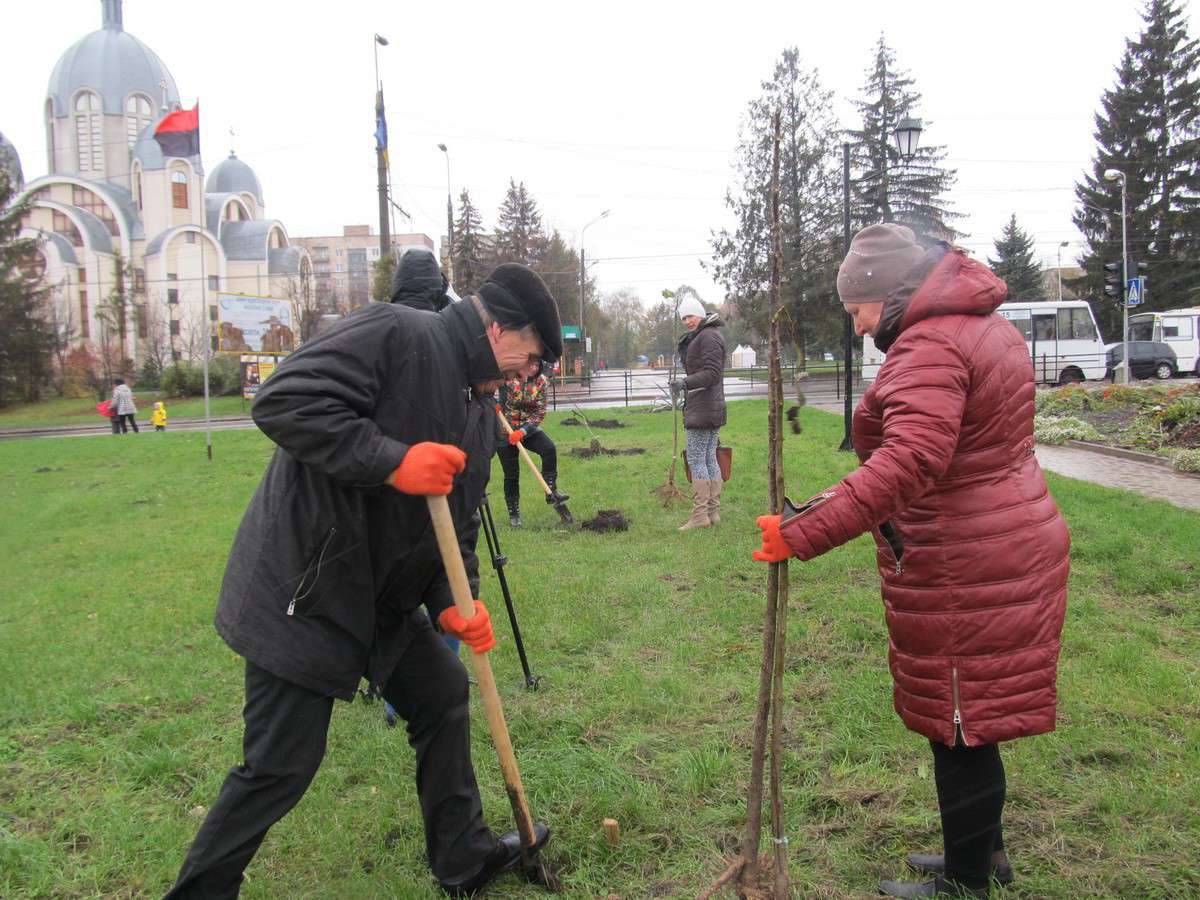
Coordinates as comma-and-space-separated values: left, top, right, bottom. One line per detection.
477, 263, 563, 361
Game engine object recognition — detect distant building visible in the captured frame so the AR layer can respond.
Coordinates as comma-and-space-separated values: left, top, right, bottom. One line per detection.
1042, 266, 1086, 301
5, 0, 312, 371
290, 226, 434, 311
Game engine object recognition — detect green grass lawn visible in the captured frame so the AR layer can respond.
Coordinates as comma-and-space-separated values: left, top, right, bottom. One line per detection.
1, 402, 1197, 898
0, 393, 250, 428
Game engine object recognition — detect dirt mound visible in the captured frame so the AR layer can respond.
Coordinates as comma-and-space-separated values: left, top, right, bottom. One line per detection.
1166, 419, 1200, 449
570, 446, 646, 458
560, 417, 625, 428
582, 509, 630, 532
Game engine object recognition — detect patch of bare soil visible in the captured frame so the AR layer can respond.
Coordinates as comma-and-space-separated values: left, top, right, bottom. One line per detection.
1165, 418, 1200, 449
561, 417, 625, 428
570, 446, 646, 458
581, 509, 630, 532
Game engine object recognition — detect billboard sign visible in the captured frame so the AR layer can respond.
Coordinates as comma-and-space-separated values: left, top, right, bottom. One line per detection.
216, 293, 295, 354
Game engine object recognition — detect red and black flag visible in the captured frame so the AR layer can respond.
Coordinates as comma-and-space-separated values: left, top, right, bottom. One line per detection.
154, 103, 200, 158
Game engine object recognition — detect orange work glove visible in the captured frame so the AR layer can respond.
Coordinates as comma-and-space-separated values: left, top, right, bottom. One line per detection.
508, 428, 526, 446
391, 442, 466, 496
752, 514, 793, 563
437, 600, 496, 654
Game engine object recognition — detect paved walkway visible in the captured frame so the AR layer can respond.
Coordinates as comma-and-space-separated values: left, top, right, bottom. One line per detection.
1035, 444, 1200, 511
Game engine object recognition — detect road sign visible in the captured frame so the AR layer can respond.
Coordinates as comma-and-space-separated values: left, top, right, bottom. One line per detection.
1126, 276, 1145, 307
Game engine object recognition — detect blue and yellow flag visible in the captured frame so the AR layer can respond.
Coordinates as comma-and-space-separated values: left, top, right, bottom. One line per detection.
374, 90, 388, 166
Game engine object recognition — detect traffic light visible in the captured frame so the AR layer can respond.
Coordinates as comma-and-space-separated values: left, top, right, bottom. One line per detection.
1103, 261, 1122, 299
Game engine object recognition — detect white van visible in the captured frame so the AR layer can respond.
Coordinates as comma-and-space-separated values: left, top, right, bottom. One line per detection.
1127, 308, 1200, 377
860, 300, 1107, 384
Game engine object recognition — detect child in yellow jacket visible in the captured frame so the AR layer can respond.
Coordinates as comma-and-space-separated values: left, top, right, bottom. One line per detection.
151, 401, 167, 431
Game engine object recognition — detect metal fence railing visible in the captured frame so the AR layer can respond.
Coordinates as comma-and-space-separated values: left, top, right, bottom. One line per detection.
543, 364, 866, 410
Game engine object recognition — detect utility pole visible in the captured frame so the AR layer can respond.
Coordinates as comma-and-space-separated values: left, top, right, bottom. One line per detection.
373, 34, 390, 260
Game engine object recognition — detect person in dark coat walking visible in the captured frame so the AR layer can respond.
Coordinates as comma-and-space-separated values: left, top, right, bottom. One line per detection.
669, 296, 726, 531
166, 263, 562, 898
753, 224, 1069, 898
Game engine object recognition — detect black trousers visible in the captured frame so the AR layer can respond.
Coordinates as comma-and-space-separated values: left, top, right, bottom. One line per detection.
930, 739, 1006, 889
496, 429, 557, 505
116, 413, 139, 433
166, 616, 495, 897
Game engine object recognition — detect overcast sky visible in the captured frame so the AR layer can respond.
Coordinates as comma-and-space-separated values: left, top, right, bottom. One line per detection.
3, 0, 1190, 310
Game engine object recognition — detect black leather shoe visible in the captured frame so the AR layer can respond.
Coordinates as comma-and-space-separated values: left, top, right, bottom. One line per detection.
438, 823, 551, 896
879, 876, 988, 898
907, 851, 1013, 886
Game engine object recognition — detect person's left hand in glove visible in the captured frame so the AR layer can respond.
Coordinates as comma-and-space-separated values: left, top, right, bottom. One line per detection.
752, 514, 793, 563
437, 600, 496, 654
508, 428, 526, 446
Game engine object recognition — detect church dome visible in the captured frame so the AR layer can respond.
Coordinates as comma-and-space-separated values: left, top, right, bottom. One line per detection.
46, 0, 180, 118
206, 152, 264, 207
0, 130, 22, 189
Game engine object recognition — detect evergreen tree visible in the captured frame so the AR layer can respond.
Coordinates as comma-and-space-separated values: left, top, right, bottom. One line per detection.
532, 228, 586, 330
493, 179, 543, 265
370, 252, 395, 302
709, 48, 844, 363
0, 171, 54, 406
848, 35, 961, 240
452, 188, 488, 295
1073, 0, 1200, 339
988, 214, 1045, 300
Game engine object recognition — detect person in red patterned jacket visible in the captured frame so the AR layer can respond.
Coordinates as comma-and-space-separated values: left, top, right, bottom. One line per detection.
753, 224, 1069, 899
496, 370, 568, 526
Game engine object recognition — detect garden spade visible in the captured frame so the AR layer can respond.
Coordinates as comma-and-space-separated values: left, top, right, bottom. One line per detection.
426, 495, 561, 891
495, 407, 574, 524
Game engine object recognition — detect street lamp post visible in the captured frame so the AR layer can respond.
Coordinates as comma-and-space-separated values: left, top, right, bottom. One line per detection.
1104, 168, 1130, 384
373, 33, 390, 259
579, 209, 610, 383
1057, 240, 1069, 302
839, 117, 922, 450
437, 143, 454, 283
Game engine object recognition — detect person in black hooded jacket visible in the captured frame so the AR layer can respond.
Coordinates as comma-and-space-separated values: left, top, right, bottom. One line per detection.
166, 264, 561, 898
391, 247, 451, 312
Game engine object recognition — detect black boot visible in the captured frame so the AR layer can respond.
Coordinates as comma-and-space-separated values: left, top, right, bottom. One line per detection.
506, 498, 522, 528
543, 475, 569, 506
438, 823, 550, 896
879, 875, 989, 898
907, 851, 1013, 886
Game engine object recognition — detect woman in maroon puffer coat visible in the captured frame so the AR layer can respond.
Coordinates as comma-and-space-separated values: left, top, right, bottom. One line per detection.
754, 224, 1069, 899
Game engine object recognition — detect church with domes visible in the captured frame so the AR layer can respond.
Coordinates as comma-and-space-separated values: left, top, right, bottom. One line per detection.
7, 0, 312, 370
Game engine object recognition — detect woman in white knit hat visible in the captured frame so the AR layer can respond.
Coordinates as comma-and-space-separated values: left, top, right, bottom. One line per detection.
669, 294, 727, 530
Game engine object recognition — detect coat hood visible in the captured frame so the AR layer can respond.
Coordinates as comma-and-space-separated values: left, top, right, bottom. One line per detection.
873, 244, 1008, 353
391, 249, 449, 312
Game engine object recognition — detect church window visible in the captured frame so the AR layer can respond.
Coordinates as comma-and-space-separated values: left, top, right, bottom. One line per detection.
171, 170, 189, 209
53, 210, 83, 247
72, 185, 119, 236
125, 95, 153, 148
74, 91, 103, 173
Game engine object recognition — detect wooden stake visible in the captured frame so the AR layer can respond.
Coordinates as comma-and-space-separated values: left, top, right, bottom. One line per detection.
602, 818, 620, 845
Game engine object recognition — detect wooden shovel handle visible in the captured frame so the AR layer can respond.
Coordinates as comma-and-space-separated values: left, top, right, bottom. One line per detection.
426, 495, 538, 845
496, 408, 555, 496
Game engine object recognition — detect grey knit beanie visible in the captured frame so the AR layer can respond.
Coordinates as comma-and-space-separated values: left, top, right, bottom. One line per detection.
836, 223, 926, 304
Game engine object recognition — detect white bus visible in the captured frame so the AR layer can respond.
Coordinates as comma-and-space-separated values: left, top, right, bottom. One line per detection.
860, 299, 1107, 384
1127, 307, 1200, 377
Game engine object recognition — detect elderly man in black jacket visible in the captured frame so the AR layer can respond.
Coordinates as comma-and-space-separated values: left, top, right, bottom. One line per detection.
167, 264, 561, 898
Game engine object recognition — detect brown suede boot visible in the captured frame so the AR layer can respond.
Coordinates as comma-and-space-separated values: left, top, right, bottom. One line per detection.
678, 482, 711, 531
706, 478, 722, 524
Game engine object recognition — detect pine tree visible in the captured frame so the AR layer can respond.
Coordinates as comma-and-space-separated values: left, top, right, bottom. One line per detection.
452, 188, 488, 295
0, 171, 54, 406
531, 228, 584, 329
709, 48, 844, 362
493, 179, 543, 265
848, 35, 961, 240
1074, 0, 1200, 339
988, 214, 1044, 300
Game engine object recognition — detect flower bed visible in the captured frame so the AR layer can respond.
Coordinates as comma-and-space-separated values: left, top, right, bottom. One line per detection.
1034, 383, 1200, 473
